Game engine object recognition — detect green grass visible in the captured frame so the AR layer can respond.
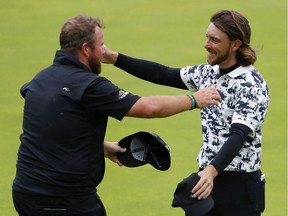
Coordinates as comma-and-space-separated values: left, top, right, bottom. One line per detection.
0, 0, 286, 215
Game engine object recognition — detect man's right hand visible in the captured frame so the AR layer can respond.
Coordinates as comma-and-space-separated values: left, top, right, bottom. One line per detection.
193, 87, 222, 108
101, 45, 119, 64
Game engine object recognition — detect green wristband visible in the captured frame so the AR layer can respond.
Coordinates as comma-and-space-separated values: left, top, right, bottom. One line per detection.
187, 94, 196, 110
191, 94, 197, 108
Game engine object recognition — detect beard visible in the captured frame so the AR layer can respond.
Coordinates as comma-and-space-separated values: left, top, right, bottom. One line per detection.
88, 56, 102, 75
206, 46, 231, 66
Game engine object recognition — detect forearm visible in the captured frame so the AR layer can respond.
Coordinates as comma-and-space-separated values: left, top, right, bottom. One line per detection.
115, 54, 187, 89
195, 124, 250, 199
194, 124, 249, 199
210, 134, 243, 173
210, 123, 250, 173
127, 95, 193, 118
127, 87, 221, 118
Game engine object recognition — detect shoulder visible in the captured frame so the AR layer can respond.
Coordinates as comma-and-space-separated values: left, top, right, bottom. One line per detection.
180, 63, 214, 75
228, 66, 268, 89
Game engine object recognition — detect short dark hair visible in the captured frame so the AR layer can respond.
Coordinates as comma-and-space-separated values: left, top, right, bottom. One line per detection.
210, 10, 256, 66
59, 15, 104, 54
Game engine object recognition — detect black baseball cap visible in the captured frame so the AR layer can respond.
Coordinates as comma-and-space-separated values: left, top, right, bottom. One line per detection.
172, 173, 214, 216
116, 131, 171, 171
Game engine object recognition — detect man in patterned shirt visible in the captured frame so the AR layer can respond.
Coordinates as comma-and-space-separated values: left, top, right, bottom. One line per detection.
102, 10, 270, 216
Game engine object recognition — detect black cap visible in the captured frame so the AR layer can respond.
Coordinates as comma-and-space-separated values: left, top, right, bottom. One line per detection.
116, 131, 171, 171
172, 173, 214, 216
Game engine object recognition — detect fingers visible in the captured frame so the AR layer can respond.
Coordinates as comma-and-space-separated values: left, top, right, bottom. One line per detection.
210, 88, 222, 103
118, 147, 127, 153
112, 145, 126, 166
108, 154, 123, 167
192, 182, 212, 200
101, 46, 118, 64
191, 170, 214, 200
115, 159, 123, 167
191, 180, 212, 200
208, 87, 221, 101
101, 46, 111, 64
193, 86, 222, 108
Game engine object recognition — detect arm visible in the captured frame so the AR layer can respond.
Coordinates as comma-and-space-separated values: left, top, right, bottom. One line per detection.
102, 46, 187, 89
209, 123, 251, 173
126, 87, 222, 118
191, 123, 251, 200
104, 141, 127, 166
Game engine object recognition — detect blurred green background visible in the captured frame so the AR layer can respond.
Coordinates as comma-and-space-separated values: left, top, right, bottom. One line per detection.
0, 0, 286, 215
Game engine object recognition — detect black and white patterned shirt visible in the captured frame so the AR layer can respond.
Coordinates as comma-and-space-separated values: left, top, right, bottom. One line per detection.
180, 64, 270, 172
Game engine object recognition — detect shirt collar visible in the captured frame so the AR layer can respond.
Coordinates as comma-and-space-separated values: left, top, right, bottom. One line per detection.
54, 50, 91, 72
212, 65, 254, 78
227, 65, 254, 78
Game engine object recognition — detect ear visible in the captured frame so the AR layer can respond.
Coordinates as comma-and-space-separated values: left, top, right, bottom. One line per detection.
81, 43, 90, 57
231, 39, 242, 52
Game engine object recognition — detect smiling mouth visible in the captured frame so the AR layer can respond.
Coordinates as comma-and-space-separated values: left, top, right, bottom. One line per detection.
207, 52, 216, 58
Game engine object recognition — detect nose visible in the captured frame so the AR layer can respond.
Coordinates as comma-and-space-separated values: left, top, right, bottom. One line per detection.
204, 39, 211, 49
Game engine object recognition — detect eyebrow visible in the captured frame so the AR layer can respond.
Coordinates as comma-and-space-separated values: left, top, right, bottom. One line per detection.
206, 33, 221, 42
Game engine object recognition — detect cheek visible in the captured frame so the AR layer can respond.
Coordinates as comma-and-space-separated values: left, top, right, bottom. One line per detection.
93, 49, 102, 61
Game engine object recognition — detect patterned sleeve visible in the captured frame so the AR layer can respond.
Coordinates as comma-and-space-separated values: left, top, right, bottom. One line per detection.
180, 64, 218, 91
232, 71, 270, 137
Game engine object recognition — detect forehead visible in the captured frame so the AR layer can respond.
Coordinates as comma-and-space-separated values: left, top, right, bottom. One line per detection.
94, 26, 104, 42
206, 23, 228, 40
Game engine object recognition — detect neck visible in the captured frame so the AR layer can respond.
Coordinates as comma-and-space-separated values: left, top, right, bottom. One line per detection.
219, 63, 240, 76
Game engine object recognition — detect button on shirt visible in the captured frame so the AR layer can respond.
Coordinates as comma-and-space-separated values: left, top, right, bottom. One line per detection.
180, 64, 270, 172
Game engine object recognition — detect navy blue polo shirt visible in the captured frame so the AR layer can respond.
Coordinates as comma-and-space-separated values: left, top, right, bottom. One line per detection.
13, 50, 140, 197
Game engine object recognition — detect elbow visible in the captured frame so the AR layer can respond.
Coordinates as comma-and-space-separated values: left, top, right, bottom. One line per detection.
137, 103, 162, 118
128, 99, 163, 118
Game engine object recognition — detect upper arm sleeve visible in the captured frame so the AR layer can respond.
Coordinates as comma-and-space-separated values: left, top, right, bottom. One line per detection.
232, 84, 270, 137
180, 64, 218, 91
82, 78, 140, 120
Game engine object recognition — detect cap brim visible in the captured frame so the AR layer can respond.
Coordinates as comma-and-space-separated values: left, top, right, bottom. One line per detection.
117, 131, 171, 170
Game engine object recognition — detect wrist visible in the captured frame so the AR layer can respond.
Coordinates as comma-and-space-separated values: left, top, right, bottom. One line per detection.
206, 164, 219, 178
191, 94, 198, 108
111, 52, 119, 65
112, 52, 119, 64
186, 94, 197, 110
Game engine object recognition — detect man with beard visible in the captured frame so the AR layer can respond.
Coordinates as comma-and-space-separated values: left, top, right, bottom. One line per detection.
12, 15, 221, 216
102, 10, 270, 216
